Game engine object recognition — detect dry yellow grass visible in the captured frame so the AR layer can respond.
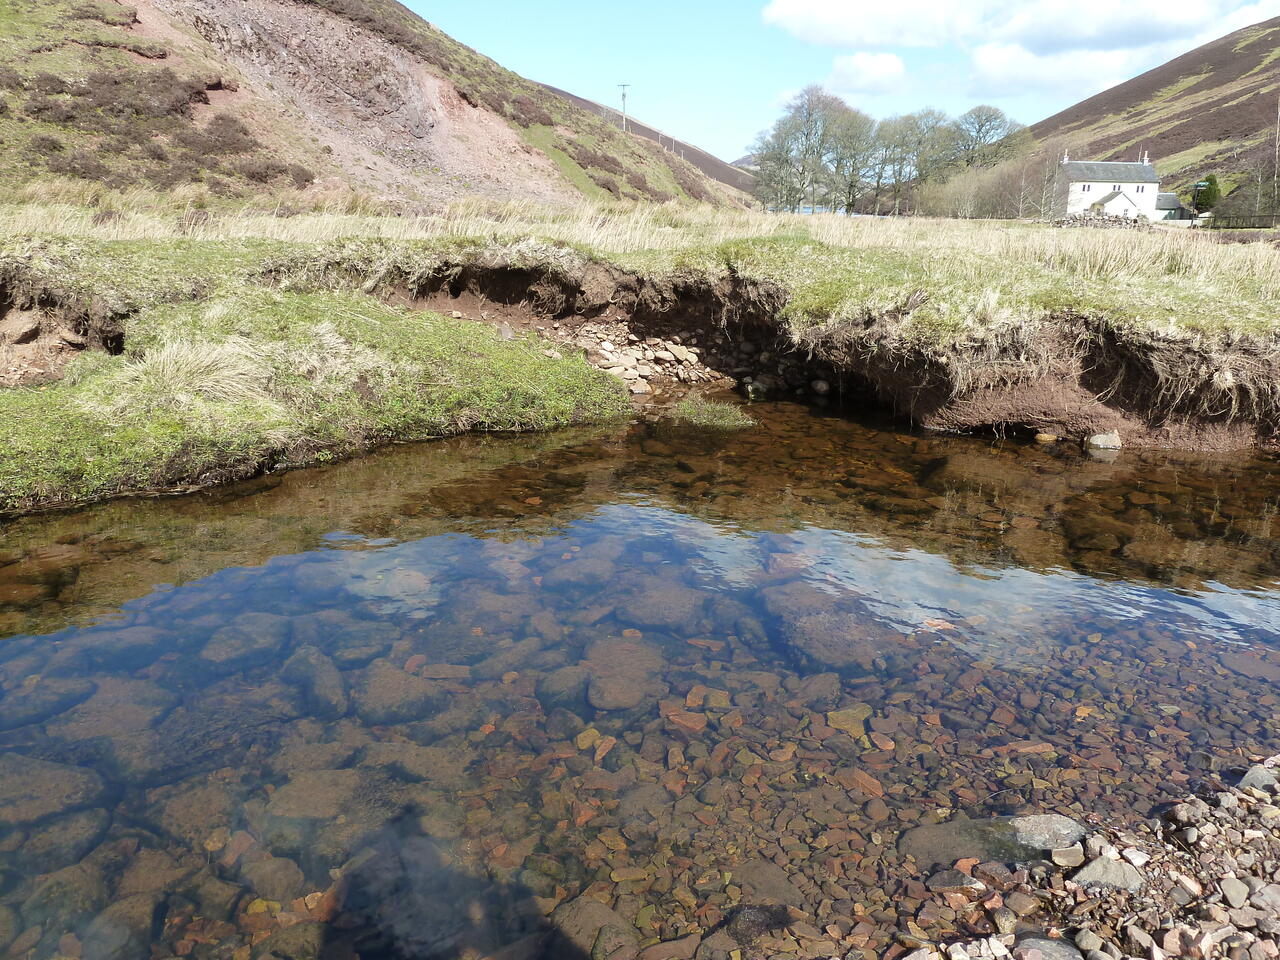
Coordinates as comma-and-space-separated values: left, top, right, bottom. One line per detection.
4, 190, 1278, 288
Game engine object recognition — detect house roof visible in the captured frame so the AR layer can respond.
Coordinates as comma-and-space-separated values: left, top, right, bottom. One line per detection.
1061, 161, 1160, 184
1156, 192, 1185, 209
1092, 190, 1132, 205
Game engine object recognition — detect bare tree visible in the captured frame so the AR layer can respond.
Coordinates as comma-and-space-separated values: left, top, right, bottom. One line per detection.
953, 105, 1024, 167
827, 105, 877, 214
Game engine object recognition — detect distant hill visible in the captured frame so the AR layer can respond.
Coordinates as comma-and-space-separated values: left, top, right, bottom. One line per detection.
0, 0, 734, 206
1031, 17, 1280, 195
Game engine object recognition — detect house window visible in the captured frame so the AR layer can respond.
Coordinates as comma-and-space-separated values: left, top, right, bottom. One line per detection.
1136, 185, 1145, 193
1112, 184, 1121, 191
1081, 184, 1091, 192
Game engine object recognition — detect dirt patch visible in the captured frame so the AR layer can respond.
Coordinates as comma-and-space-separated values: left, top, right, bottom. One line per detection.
0, 303, 88, 387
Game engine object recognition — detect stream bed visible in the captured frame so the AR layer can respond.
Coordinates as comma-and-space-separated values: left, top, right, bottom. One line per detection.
2, 401, 1279, 960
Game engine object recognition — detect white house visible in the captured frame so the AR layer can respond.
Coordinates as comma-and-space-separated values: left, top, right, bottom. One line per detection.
1053, 153, 1162, 220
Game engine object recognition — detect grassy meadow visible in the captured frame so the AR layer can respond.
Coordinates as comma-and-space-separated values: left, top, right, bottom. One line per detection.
3, 187, 1280, 513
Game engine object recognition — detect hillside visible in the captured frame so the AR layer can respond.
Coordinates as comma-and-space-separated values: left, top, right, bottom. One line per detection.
0, 0, 733, 206
1031, 17, 1280, 196
538, 83, 756, 194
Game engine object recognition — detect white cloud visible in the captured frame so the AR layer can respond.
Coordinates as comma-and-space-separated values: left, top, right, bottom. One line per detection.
969, 43, 1148, 97
763, 0, 1280, 114
762, 0, 1280, 53
762, 0, 979, 47
828, 52, 907, 94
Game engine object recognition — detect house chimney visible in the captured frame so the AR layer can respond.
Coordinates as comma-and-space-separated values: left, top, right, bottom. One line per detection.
1062, 149, 1070, 164
1141, 150, 1150, 165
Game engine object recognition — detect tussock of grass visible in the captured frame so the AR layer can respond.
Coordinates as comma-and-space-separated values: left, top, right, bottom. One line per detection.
0, 288, 630, 513
670, 397, 756, 430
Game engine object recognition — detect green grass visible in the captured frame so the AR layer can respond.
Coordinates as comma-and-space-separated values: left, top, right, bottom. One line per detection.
670, 396, 756, 430
519, 125, 612, 202
0, 281, 629, 513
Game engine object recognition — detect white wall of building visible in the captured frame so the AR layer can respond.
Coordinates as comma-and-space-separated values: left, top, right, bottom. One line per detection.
1064, 181, 1160, 218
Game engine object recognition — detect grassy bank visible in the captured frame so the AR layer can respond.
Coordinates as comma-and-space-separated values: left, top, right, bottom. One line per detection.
5, 193, 1278, 333
3, 200, 1280, 514
0, 263, 630, 513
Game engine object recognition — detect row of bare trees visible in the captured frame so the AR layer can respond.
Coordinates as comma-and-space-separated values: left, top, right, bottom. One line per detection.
750, 86, 1028, 215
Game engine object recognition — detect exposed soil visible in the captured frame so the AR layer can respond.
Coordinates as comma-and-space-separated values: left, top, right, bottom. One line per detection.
377, 256, 1280, 451
7, 250, 1279, 451
140, 0, 576, 204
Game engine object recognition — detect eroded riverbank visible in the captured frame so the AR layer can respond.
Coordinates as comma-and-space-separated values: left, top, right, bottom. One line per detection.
5, 227, 1280, 518
2, 404, 1279, 959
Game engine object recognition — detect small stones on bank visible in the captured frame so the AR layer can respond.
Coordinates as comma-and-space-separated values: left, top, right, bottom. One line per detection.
922, 762, 1280, 960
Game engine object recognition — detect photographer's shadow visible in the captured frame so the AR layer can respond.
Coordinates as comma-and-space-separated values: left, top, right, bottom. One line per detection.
299, 830, 592, 960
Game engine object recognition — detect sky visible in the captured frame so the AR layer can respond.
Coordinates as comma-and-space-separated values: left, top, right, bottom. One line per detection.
410, 0, 1280, 162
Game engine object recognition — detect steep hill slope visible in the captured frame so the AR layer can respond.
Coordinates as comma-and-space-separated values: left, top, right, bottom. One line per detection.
538, 83, 757, 194
0, 0, 732, 205
1031, 18, 1280, 195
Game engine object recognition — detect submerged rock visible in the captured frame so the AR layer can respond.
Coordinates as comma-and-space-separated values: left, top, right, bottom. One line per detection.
537, 664, 590, 712
584, 637, 662, 712
342, 834, 536, 958
899, 814, 1086, 868
550, 896, 638, 958
354, 659, 445, 724
240, 856, 305, 902
80, 892, 162, 960
250, 922, 325, 960
0, 753, 106, 828
262, 768, 405, 870
18, 808, 111, 874
614, 574, 708, 634
199, 611, 291, 673
0, 904, 18, 952
281, 645, 348, 719
0, 677, 96, 732
21, 862, 109, 935
725, 904, 790, 945
1238, 764, 1278, 792
759, 580, 900, 672
638, 933, 702, 960
150, 777, 242, 847
734, 858, 805, 906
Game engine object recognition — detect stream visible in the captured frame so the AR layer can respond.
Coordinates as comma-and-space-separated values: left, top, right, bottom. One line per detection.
2, 400, 1279, 959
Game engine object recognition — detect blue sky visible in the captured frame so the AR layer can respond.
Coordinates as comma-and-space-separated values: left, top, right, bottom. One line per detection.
411, 0, 1280, 161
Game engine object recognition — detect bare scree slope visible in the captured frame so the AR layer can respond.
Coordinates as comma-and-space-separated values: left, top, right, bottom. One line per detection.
0, 0, 735, 205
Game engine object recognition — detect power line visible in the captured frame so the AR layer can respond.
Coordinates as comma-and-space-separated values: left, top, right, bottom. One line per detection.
618, 83, 631, 134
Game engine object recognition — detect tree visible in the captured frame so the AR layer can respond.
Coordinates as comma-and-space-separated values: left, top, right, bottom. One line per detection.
751, 120, 806, 212
750, 85, 845, 212
827, 104, 877, 214
1195, 174, 1222, 212
747, 93, 1026, 217
953, 105, 1025, 167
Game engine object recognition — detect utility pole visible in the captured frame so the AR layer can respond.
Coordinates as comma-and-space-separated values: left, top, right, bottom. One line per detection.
618, 84, 631, 134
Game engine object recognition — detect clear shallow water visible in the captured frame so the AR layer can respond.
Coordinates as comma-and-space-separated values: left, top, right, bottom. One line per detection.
2, 402, 1280, 959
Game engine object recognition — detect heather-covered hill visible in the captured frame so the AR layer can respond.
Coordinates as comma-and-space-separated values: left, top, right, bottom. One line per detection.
0, 0, 733, 205
1031, 17, 1280, 194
